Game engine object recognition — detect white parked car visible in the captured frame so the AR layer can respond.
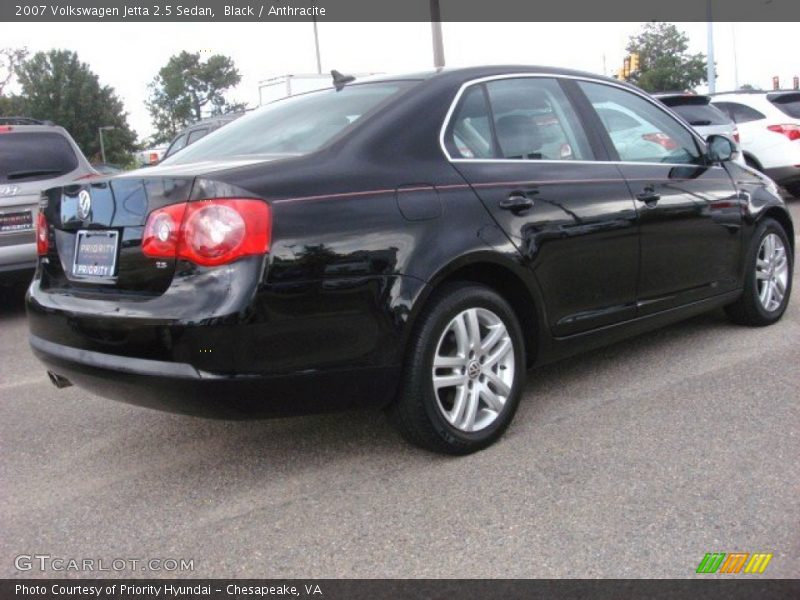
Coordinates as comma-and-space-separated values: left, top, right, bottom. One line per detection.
654, 93, 745, 165
711, 91, 800, 197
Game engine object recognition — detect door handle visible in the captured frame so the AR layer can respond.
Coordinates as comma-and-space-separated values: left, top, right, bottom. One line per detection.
499, 194, 535, 213
636, 186, 661, 206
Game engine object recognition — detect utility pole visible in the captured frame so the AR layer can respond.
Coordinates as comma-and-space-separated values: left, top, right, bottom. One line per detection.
312, 15, 322, 75
706, 0, 716, 93
98, 126, 115, 164
430, 0, 445, 68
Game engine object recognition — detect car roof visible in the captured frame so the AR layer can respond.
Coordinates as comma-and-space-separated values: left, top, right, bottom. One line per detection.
0, 123, 72, 135
362, 64, 626, 85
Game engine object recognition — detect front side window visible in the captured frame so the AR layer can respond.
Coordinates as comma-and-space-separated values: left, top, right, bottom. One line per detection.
579, 81, 701, 165
445, 77, 592, 161
163, 81, 414, 164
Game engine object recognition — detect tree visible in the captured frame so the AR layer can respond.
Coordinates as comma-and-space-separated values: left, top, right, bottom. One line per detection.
147, 51, 244, 144
13, 50, 137, 164
0, 46, 27, 96
626, 23, 708, 93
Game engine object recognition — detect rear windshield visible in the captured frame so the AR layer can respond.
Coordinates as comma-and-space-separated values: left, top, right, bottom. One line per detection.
0, 131, 78, 183
163, 81, 415, 164
662, 101, 731, 126
769, 93, 800, 118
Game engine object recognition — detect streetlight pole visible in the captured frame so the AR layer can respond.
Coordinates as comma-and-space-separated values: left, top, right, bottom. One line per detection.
98, 126, 115, 164
430, 0, 445, 68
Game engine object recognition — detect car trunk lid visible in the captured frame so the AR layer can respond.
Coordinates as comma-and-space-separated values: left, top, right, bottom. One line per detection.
40, 175, 195, 294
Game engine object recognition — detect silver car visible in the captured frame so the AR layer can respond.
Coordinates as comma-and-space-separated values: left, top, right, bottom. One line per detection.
0, 119, 95, 282
654, 93, 745, 164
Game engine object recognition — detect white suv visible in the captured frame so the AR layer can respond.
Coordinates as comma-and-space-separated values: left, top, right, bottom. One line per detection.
711, 91, 800, 197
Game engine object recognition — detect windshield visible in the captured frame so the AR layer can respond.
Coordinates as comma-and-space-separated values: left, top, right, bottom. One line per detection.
163, 81, 415, 164
0, 131, 78, 183
669, 103, 731, 126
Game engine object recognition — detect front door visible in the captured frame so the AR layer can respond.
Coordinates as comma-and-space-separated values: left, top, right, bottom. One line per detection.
575, 80, 742, 315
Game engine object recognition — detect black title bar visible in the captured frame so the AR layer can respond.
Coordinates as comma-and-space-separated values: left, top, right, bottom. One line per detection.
3, 0, 800, 22
3, 579, 800, 600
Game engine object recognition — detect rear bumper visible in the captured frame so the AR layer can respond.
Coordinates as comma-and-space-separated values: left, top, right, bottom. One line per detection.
30, 334, 400, 418
0, 241, 36, 275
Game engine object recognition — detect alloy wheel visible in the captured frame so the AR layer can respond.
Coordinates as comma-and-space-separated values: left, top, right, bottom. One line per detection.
755, 233, 789, 312
432, 307, 515, 432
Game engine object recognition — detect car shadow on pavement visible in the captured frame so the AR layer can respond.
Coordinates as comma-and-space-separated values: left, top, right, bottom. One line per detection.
147, 307, 744, 470
0, 281, 29, 320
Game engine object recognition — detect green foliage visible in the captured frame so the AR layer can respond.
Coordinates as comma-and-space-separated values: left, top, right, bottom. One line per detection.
626, 23, 708, 93
0, 46, 28, 95
10, 49, 137, 164
146, 51, 243, 144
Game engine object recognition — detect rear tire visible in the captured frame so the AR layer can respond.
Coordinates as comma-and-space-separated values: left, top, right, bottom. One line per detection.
388, 283, 526, 455
725, 218, 792, 326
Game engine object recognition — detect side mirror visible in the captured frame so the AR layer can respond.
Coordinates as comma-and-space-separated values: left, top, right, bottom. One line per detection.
707, 134, 735, 163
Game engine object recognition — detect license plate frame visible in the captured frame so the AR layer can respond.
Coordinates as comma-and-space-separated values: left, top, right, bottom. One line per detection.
72, 230, 119, 280
0, 210, 33, 233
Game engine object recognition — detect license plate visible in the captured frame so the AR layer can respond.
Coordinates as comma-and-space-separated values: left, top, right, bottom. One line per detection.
72, 230, 119, 279
0, 210, 33, 233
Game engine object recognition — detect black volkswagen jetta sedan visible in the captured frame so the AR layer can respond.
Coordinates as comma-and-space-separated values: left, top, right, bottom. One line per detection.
27, 66, 794, 454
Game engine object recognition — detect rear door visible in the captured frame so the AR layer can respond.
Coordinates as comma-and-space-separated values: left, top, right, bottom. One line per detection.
444, 76, 640, 337
576, 81, 742, 315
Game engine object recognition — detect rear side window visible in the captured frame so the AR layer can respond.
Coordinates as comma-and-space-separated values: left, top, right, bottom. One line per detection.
769, 93, 800, 118
713, 101, 766, 124
579, 82, 702, 165
164, 82, 414, 164
446, 86, 495, 159
486, 78, 592, 161
0, 132, 78, 183
164, 134, 187, 158
445, 77, 593, 161
186, 128, 209, 145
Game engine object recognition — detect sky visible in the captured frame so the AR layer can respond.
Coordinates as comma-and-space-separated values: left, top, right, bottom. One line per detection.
0, 21, 797, 143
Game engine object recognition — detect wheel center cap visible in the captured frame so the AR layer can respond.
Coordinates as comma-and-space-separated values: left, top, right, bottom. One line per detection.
467, 360, 481, 379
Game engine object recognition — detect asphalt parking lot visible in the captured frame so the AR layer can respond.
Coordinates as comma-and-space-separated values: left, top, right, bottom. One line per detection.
1, 199, 798, 579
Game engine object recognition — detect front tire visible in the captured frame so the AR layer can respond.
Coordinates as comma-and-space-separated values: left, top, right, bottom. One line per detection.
389, 283, 526, 455
726, 218, 793, 326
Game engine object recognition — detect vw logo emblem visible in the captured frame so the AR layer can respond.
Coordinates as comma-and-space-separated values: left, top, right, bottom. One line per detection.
77, 190, 92, 220
467, 360, 481, 380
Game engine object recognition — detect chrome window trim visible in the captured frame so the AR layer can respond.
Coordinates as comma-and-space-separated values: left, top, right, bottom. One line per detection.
438, 72, 709, 167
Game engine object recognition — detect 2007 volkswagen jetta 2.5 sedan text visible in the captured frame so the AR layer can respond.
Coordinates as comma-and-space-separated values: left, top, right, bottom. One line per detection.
26, 66, 794, 454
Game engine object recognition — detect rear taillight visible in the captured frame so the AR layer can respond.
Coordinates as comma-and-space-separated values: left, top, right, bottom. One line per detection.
642, 132, 679, 151
0, 125, 13, 133
733, 129, 740, 144
36, 212, 48, 255
767, 124, 800, 141
142, 199, 271, 267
